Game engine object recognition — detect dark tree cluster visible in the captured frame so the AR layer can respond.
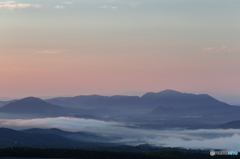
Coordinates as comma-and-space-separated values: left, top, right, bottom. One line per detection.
0, 148, 238, 159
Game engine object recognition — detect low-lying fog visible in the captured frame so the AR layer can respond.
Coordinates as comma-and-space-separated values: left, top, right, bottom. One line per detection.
1, 117, 239, 150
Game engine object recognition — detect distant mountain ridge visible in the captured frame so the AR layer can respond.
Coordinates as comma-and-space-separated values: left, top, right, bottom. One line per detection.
46, 89, 227, 110
0, 90, 232, 119
0, 97, 66, 115
218, 120, 240, 129
46, 95, 140, 109
0, 90, 239, 130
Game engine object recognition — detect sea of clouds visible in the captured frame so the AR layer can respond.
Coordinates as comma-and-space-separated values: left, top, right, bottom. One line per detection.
0, 117, 240, 150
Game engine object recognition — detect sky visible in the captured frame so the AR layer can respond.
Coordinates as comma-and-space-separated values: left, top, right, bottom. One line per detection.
0, 0, 240, 98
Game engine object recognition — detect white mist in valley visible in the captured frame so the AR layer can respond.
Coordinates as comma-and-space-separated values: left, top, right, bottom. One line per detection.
0, 117, 240, 150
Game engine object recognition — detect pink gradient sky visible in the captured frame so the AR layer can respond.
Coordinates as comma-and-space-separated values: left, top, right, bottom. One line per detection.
0, 0, 240, 98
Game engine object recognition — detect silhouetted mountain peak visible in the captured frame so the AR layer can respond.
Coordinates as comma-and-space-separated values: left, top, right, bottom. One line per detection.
0, 96, 66, 115
15, 97, 47, 104
142, 90, 189, 100
141, 90, 226, 108
142, 90, 182, 98
158, 89, 182, 94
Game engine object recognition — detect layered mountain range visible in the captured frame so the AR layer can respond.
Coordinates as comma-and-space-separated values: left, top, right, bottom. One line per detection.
45, 90, 226, 109
0, 90, 239, 129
